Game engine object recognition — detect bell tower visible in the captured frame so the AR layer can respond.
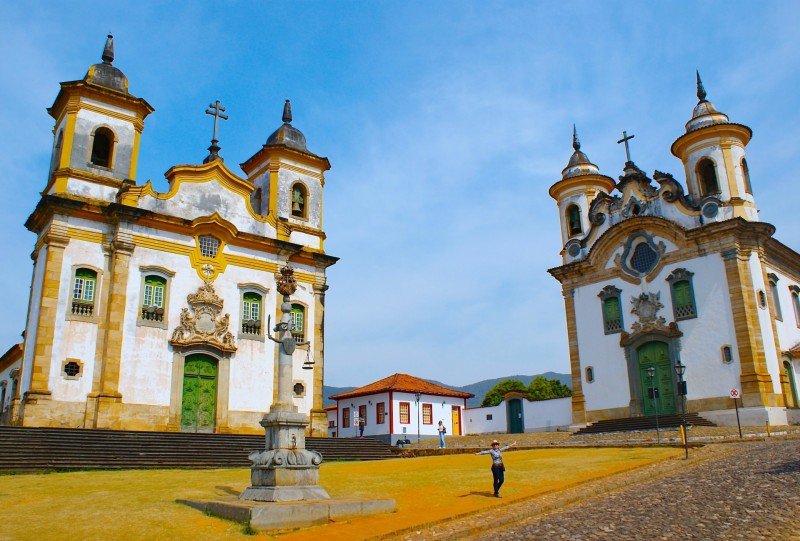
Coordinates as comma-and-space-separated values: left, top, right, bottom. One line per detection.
240, 100, 330, 247
671, 72, 757, 221
549, 127, 615, 261
46, 34, 154, 201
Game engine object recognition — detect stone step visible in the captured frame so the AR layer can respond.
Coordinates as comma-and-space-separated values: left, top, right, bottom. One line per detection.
0, 427, 396, 471
574, 413, 716, 435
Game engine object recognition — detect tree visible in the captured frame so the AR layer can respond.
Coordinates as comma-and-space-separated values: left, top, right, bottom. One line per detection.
528, 375, 572, 401
481, 379, 528, 407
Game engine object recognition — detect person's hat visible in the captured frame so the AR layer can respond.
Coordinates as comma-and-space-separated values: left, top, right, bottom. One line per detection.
491, 439, 499, 445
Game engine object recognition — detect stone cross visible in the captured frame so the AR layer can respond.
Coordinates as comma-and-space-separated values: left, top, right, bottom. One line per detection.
203, 100, 228, 163
617, 130, 635, 163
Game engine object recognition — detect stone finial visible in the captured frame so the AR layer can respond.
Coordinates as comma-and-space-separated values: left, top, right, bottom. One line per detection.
572, 124, 581, 151
276, 265, 298, 296
282, 99, 293, 124
696, 70, 707, 102
102, 34, 114, 65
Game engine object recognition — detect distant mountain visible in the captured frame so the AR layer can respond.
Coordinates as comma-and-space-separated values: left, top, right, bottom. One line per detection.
324, 372, 570, 408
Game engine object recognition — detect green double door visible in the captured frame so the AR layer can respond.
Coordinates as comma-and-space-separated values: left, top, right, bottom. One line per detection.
637, 342, 677, 416
181, 354, 218, 433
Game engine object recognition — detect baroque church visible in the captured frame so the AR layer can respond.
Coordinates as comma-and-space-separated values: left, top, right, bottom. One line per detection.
0, 36, 337, 435
549, 74, 800, 427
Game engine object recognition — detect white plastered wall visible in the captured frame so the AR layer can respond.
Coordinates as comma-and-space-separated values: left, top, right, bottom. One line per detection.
577, 249, 741, 413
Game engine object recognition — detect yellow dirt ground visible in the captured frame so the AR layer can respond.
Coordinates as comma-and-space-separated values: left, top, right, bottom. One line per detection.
0, 447, 680, 540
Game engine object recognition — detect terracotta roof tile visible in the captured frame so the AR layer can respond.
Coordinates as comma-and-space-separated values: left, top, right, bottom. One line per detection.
329, 373, 473, 400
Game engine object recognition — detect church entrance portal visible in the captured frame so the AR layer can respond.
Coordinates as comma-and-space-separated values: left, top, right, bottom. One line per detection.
180, 354, 218, 433
637, 342, 677, 416
507, 398, 524, 433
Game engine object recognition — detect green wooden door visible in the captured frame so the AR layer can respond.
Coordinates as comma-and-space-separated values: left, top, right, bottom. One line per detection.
508, 399, 524, 433
181, 354, 218, 433
637, 342, 677, 416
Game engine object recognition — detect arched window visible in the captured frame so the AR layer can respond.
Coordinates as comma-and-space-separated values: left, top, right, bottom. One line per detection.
90, 127, 114, 168
585, 366, 595, 383
598, 285, 623, 334
50, 130, 64, 172
667, 268, 697, 320
791, 286, 800, 328
241, 292, 262, 335
291, 183, 307, 218
741, 158, 752, 195
697, 158, 719, 196
768, 274, 782, 321
141, 275, 167, 322
252, 187, 263, 215
72, 268, 97, 316
291, 304, 305, 342
566, 204, 582, 236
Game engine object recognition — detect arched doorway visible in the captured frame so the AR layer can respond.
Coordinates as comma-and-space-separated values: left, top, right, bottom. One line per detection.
636, 341, 677, 416
507, 398, 524, 433
784, 360, 799, 408
180, 354, 218, 433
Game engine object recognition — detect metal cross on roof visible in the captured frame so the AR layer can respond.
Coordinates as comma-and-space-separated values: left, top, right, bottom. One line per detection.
203, 100, 228, 163
617, 130, 635, 163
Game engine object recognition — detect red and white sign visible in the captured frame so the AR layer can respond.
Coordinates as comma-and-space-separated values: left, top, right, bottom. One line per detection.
729, 388, 740, 399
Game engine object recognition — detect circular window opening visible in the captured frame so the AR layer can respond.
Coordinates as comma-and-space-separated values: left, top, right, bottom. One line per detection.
293, 382, 305, 396
64, 361, 81, 377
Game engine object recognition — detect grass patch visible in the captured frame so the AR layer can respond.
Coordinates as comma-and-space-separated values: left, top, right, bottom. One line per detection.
0, 447, 680, 540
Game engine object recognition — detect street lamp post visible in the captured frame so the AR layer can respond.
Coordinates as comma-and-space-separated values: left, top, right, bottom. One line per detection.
675, 360, 688, 459
414, 392, 421, 444
646, 366, 660, 444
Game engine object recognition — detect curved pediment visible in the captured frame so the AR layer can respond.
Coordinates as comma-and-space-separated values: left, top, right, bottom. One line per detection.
120, 160, 277, 237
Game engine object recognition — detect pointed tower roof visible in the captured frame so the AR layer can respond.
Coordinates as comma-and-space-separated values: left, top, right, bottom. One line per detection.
685, 71, 729, 132
265, 99, 309, 152
561, 125, 601, 179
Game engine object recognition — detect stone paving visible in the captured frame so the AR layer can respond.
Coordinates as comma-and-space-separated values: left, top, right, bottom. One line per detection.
390, 438, 800, 540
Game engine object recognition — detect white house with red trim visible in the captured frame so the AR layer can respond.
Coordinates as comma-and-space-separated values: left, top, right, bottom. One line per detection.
328, 373, 473, 445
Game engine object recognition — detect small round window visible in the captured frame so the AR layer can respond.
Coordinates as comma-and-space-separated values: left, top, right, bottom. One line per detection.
293, 382, 305, 396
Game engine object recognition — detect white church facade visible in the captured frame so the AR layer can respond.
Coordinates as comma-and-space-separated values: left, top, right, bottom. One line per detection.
5, 36, 337, 435
549, 74, 800, 427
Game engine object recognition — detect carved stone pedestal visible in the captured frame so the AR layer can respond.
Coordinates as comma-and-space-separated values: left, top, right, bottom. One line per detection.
239, 411, 330, 502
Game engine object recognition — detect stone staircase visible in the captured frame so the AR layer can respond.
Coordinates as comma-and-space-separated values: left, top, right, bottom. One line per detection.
0, 427, 397, 472
574, 413, 716, 436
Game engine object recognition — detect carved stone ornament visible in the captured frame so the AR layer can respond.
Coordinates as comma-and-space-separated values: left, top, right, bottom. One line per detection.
248, 448, 323, 469
169, 281, 236, 353
620, 291, 682, 346
276, 265, 298, 297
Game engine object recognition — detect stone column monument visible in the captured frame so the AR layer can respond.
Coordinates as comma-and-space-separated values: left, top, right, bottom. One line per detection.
240, 266, 330, 502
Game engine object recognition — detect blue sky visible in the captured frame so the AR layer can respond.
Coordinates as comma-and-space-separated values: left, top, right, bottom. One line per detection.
1, 2, 799, 387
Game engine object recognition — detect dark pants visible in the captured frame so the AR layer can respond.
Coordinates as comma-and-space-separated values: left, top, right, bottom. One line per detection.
491, 464, 505, 495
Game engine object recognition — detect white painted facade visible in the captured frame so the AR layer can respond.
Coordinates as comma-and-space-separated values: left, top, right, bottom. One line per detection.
549, 81, 800, 428
329, 374, 472, 445
10, 38, 337, 435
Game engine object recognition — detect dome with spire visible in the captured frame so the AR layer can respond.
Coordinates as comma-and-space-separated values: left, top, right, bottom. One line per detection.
84, 34, 128, 93
561, 125, 601, 179
685, 71, 729, 132
265, 100, 308, 152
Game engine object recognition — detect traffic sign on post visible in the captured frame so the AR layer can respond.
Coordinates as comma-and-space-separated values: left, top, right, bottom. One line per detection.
729, 388, 740, 399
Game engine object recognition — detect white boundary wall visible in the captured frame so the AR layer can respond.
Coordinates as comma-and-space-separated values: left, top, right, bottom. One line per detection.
464, 397, 572, 434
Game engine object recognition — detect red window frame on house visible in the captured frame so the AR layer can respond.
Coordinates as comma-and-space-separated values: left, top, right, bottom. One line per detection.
399, 402, 410, 424
376, 402, 386, 424
422, 403, 433, 425
328, 420, 335, 428
342, 407, 351, 428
